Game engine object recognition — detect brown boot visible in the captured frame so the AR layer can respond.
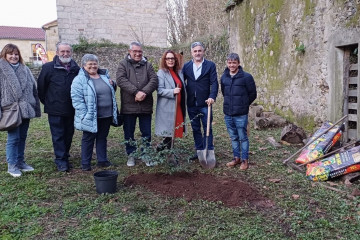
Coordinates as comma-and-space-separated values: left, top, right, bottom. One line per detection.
240, 159, 249, 170
226, 157, 241, 167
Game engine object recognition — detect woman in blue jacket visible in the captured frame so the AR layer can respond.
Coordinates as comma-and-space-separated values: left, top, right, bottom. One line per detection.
71, 54, 118, 171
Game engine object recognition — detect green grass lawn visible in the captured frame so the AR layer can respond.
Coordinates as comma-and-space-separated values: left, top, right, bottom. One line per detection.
0, 97, 359, 240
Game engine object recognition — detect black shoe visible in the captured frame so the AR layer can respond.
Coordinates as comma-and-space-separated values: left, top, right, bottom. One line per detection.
97, 161, 112, 167
189, 154, 198, 161
156, 144, 166, 152
58, 165, 69, 172
68, 163, 73, 169
82, 164, 92, 171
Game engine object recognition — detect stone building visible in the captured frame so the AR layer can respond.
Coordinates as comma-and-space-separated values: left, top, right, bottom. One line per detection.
56, 0, 167, 47
0, 26, 45, 64
226, 0, 359, 140
42, 20, 59, 61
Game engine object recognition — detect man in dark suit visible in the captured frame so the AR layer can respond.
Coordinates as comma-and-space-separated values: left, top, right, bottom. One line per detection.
182, 42, 219, 160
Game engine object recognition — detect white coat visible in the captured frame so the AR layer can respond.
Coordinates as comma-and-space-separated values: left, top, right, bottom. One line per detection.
155, 69, 186, 137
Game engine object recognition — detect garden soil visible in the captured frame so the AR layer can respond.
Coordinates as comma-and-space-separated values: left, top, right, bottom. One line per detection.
124, 170, 274, 208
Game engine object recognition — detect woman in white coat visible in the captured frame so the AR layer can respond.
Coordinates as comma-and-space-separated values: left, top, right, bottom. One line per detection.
155, 50, 186, 151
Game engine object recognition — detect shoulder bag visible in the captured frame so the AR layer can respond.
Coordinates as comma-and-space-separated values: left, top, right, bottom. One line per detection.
0, 102, 22, 131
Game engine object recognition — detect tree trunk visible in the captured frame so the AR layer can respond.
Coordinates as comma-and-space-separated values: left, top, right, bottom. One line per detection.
248, 105, 264, 120
280, 124, 307, 144
254, 114, 287, 129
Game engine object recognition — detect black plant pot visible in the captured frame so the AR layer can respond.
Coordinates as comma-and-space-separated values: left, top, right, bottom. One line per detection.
94, 170, 118, 194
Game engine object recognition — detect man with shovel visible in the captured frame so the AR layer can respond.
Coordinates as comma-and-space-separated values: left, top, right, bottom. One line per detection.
182, 42, 219, 162
221, 53, 257, 170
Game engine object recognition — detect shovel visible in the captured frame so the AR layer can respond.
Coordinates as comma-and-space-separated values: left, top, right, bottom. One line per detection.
197, 104, 216, 169
168, 84, 179, 166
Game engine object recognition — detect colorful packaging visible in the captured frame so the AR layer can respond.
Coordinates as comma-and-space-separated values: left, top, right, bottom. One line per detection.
306, 145, 360, 181
295, 121, 342, 164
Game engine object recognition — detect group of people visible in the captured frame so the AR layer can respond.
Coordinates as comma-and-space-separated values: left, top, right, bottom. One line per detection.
0, 40, 257, 177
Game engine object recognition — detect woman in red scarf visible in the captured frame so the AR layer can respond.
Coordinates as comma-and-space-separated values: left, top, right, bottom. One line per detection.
155, 50, 186, 151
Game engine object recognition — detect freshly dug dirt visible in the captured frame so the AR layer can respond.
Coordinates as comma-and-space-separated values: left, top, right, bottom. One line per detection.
124, 170, 274, 208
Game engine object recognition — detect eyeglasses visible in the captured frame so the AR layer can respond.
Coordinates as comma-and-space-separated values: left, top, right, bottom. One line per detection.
86, 62, 98, 66
130, 50, 143, 54
165, 57, 175, 61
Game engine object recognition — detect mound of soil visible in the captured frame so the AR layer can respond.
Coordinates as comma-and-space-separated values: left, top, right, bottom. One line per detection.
124, 171, 273, 208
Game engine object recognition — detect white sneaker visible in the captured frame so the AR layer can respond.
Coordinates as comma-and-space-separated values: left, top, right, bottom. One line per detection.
145, 160, 157, 167
7, 164, 22, 177
127, 156, 135, 167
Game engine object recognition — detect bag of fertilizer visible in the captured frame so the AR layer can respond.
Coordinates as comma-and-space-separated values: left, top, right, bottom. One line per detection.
306, 145, 360, 181
295, 121, 342, 164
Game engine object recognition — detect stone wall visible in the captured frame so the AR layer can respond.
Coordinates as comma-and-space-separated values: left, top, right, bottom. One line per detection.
56, 0, 167, 48
29, 66, 42, 80
228, 0, 360, 129
30, 46, 165, 86
71, 46, 166, 78
70, 36, 229, 79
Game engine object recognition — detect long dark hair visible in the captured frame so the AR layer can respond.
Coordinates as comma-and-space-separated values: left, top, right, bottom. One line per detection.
159, 50, 180, 72
0, 43, 24, 64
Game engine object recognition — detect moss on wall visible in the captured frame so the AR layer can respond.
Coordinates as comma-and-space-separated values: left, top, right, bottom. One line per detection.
303, 0, 316, 19
243, 0, 286, 94
346, 4, 360, 27
233, 0, 324, 130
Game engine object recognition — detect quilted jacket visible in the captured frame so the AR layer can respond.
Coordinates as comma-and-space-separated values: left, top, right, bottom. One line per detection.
71, 68, 118, 133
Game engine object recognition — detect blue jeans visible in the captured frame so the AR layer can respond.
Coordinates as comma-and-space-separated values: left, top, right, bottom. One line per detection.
48, 115, 74, 169
6, 119, 30, 165
187, 106, 213, 150
224, 114, 249, 160
123, 114, 152, 155
81, 117, 112, 166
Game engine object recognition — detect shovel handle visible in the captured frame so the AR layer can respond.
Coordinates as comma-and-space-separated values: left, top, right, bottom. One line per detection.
206, 105, 211, 137
171, 84, 180, 149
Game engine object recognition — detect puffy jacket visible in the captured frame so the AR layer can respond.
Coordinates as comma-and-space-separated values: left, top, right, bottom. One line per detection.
182, 59, 219, 108
37, 55, 80, 116
221, 66, 257, 116
71, 68, 118, 133
116, 55, 158, 114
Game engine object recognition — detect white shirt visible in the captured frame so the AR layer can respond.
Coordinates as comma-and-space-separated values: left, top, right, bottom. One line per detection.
192, 58, 204, 80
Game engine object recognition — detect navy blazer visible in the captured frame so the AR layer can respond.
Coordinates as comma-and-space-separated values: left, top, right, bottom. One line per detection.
182, 59, 219, 108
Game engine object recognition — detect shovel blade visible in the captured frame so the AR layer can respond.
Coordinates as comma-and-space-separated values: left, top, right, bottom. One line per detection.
197, 149, 216, 169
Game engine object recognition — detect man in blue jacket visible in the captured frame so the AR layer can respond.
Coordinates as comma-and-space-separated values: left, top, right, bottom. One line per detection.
221, 53, 257, 170
37, 42, 80, 172
182, 42, 219, 160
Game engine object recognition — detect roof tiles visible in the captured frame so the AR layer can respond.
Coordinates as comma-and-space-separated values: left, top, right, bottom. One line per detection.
0, 26, 45, 40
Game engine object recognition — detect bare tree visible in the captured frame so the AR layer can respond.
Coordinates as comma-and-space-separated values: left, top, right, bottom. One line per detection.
167, 0, 228, 45
167, 0, 189, 45
128, 24, 155, 46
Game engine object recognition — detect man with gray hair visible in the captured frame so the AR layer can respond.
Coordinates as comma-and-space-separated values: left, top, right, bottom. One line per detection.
182, 41, 219, 161
116, 41, 158, 167
37, 42, 80, 172
221, 53, 257, 170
